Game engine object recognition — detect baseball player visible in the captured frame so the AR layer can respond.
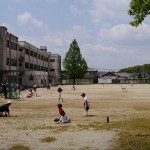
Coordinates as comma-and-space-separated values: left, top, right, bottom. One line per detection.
81, 93, 90, 116
57, 85, 63, 102
56, 103, 70, 123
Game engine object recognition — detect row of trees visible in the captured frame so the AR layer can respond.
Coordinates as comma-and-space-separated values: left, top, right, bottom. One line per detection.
119, 64, 150, 79
63, 1, 150, 83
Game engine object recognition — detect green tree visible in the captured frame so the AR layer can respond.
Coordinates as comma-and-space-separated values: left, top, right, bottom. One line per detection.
128, 0, 150, 27
63, 39, 88, 84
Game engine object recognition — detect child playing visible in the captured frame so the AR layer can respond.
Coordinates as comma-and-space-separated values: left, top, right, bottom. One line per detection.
56, 103, 70, 123
27, 89, 34, 98
57, 85, 63, 102
81, 93, 90, 116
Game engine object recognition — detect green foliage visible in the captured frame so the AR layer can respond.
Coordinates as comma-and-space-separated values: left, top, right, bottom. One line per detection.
63, 39, 88, 83
128, 0, 150, 27
41, 137, 56, 143
119, 64, 150, 73
9, 145, 31, 150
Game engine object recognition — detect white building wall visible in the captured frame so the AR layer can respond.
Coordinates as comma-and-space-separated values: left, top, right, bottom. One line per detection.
98, 76, 117, 84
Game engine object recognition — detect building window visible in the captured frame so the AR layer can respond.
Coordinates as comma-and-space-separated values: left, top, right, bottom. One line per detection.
10, 59, 17, 66
34, 52, 37, 58
30, 51, 33, 57
44, 67, 48, 72
34, 64, 37, 70
50, 69, 55, 71
6, 58, 9, 65
37, 65, 40, 71
38, 54, 40, 59
25, 49, 29, 55
10, 42, 17, 50
7, 40, 9, 47
19, 63, 22, 66
29, 74, 34, 81
25, 62, 29, 69
50, 59, 55, 62
19, 48, 22, 52
41, 66, 43, 71
30, 63, 33, 69
41, 79, 43, 84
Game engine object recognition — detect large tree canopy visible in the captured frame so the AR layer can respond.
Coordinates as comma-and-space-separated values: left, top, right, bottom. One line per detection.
63, 39, 88, 84
128, 0, 150, 27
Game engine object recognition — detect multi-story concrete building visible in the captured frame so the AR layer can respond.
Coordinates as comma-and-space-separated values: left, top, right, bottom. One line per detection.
0, 26, 61, 87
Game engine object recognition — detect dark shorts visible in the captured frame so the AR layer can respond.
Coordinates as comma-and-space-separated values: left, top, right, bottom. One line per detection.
86, 106, 89, 111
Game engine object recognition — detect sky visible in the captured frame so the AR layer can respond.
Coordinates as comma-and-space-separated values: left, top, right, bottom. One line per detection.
0, 0, 150, 71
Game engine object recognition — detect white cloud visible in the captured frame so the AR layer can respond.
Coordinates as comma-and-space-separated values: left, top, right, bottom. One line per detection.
71, 25, 91, 40
98, 23, 150, 45
90, 0, 131, 26
17, 12, 48, 29
69, 4, 83, 16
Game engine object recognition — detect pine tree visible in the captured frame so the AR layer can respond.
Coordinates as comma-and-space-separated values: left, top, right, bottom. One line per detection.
63, 39, 88, 84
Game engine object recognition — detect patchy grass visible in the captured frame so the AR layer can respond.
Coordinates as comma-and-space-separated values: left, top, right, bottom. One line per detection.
9, 145, 31, 150
115, 118, 150, 150
80, 147, 90, 150
77, 121, 124, 131
77, 118, 150, 150
32, 125, 71, 133
41, 137, 56, 143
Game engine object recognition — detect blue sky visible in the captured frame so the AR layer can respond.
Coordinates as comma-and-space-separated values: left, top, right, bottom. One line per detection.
1, 0, 150, 70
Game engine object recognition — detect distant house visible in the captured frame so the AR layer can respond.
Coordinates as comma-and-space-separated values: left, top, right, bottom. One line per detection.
98, 71, 117, 84
84, 68, 98, 84
61, 68, 98, 84
115, 72, 131, 83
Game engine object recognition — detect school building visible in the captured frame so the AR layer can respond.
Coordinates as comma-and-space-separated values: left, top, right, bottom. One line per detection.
0, 26, 61, 87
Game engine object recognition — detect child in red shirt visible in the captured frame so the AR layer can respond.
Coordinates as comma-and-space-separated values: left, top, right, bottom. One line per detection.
57, 103, 70, 123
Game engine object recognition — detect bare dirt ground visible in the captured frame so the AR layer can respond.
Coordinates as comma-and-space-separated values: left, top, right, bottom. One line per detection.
0, 84, 150, 150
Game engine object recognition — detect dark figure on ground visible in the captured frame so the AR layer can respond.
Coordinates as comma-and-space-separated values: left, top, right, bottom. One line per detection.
0, 101, 11, 117
47, 83, 51, 89
72, 84, 76, 90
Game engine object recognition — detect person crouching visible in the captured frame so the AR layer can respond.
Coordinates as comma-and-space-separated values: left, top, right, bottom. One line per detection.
56, 103, 70, 123
0, 101, 11, 117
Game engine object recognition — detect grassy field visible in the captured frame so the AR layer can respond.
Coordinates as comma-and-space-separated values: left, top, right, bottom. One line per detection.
0, 84, 150, 150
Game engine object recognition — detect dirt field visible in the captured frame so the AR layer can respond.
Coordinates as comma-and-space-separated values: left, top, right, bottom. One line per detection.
0, 84, 150, 150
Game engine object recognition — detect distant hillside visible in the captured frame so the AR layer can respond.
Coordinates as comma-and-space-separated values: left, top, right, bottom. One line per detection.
119, 64, 150, 73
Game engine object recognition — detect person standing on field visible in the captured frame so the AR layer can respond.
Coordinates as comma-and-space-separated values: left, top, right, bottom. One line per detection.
57, 85, 63, 102
81, 93, 90, 116
33, 84, 37, 96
